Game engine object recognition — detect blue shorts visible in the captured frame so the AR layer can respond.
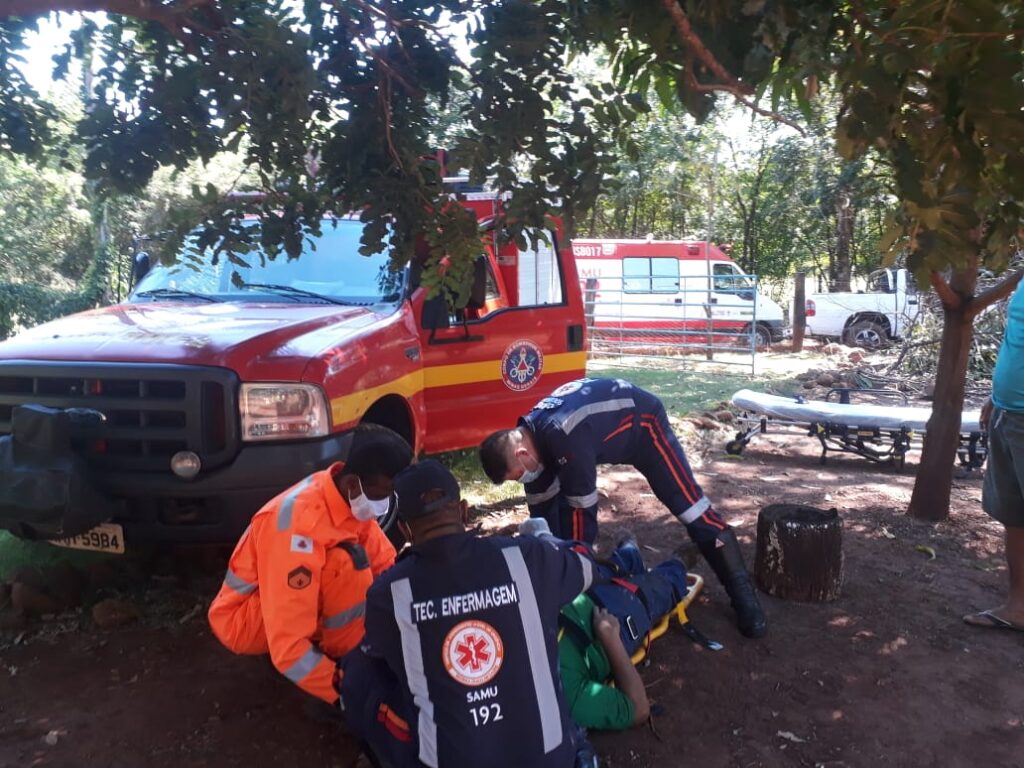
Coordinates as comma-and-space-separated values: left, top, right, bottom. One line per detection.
983, 406, 1024, 528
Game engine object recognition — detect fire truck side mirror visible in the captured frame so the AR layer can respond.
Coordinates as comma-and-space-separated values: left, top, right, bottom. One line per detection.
421, 295, 451, 331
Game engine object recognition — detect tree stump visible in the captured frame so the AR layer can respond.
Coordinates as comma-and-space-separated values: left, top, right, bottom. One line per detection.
754, 504, 843, 602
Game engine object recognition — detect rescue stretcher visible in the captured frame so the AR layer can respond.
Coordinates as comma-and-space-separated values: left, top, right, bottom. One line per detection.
725, 388, 987, 470
630, 572, 719, 664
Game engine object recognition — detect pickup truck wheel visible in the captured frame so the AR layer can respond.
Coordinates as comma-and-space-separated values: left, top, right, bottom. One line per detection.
844, 320, 888, 349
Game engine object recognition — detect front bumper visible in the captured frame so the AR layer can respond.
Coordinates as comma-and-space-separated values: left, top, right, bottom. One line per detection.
2, 431, 354, 545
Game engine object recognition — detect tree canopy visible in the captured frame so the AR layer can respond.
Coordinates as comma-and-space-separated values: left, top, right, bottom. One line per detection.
1, 0, 1023, 517
2, 3, 1020, 284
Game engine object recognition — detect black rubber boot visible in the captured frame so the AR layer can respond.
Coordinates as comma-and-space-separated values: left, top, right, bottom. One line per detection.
698, 527, 767, 638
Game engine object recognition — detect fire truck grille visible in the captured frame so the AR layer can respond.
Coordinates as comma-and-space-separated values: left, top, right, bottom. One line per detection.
0, 362, 238, 471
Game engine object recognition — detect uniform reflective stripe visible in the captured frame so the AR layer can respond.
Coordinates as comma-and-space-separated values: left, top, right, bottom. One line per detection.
277, 476, 313, 531
323, 601, 366, 629
525, 478, 561, 505
392, 578, 438, 768
283, 647, 324, 684
576, 553, 594, 592
678, 495, 711, 524
223, 568, 257, 595
565, 491, 599, 508
501, 546, 563, 754
558, 398, 635, 434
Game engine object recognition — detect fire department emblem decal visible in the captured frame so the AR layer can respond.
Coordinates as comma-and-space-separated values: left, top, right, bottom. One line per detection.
443, 620, 504, 686
501, 340, 544, 392
287, 566, 312, 590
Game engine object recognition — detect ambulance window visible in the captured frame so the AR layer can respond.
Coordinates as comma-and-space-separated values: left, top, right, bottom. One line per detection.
516, 234, 564, 306
713, 263, 753, 292
622, 258, 648, 292
623, 257, 679, 293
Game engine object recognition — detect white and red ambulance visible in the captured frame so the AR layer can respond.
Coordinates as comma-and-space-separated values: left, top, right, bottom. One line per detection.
571, 238, 788, 347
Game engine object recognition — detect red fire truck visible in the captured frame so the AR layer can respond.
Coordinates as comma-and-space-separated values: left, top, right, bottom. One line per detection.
0, 186, 587, 549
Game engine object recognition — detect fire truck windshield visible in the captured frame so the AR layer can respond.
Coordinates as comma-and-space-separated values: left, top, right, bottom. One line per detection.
131, 219, 404, 305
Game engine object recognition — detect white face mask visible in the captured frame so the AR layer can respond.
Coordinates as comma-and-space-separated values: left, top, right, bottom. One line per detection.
518, 460, 544, 485
349, 478, 392, 521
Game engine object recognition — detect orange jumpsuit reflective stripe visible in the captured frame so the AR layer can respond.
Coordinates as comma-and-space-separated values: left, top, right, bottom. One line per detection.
208, 463, 396, 703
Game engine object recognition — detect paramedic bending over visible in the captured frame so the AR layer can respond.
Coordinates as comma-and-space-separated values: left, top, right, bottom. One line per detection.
480, 377, 767, 639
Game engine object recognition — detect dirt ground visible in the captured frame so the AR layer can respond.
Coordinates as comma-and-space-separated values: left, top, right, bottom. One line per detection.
3, 399, 1024, 767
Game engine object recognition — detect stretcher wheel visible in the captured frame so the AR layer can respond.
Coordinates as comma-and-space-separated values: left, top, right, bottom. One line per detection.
725, 439, 745, 456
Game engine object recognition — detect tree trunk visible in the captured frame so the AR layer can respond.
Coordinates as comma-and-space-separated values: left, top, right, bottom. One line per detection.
793, 271, 806, 352
832, 189, 853, 291
743, 217, 754, 273
907, 299, 974, 521
613, 201, 626, 237
562, 200, 577, 242
754, 503, 843, 602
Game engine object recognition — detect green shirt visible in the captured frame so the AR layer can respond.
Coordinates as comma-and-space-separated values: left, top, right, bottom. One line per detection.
558, 593, 635, 731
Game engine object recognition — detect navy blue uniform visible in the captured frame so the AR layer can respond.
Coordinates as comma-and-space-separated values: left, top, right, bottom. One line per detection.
521, 377, 728, 545
357, 532, 594, 768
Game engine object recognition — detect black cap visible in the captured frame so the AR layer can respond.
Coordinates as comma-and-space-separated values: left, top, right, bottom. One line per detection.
393, 459, 461, 521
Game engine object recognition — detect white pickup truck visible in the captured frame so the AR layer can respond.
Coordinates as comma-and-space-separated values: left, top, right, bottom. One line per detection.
805, 268, 920, 348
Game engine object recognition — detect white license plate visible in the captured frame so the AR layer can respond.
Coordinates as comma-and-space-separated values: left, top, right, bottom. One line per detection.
50, 522, 125, 554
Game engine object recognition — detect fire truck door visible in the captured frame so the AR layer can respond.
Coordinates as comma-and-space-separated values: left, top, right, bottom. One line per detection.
418, 248, 585, 453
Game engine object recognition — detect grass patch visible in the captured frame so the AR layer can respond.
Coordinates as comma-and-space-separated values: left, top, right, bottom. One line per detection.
586, 365, 800, 420
0, 531, 107, 581
436, 448, 522, 508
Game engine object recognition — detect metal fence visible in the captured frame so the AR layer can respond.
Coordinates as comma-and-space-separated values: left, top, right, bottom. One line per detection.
581, 274, 763, 374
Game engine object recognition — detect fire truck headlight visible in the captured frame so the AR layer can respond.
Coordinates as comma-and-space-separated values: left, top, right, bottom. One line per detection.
240, 383, 330, 442
171, 451, 202, 479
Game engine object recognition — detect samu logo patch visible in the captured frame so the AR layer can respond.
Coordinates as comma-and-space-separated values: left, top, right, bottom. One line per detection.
442, 620, 504, 686
287, 566, 312, 590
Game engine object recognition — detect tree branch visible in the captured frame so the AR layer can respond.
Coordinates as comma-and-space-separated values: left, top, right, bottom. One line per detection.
659, 0, 805, 135
882, 25, 1024, 43
968, 270, 1024, 319
332, 1, 423, 99
348, 0, 436, 33
659, 0, 752, 94
2, 0, 223, 48
929, 270, 962, 310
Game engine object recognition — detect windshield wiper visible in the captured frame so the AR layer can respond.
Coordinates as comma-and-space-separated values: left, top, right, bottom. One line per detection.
238, 282, 351, 306
135, 288, 221, 303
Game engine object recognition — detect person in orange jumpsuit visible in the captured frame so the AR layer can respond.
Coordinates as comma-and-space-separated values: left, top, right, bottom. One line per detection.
208, 425, 412, 704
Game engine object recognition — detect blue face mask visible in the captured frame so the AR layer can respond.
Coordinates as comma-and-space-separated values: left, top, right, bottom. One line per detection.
518, 460, 544, 485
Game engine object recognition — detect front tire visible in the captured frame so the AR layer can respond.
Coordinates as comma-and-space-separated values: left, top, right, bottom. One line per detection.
843, 319, 888, 349
742, 323, 772, 350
